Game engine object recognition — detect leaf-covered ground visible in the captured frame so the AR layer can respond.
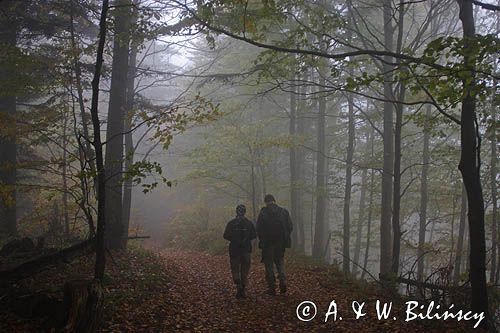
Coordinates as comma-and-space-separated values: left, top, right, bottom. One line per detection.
0, 247, 481, 332
159, 250, 474, 333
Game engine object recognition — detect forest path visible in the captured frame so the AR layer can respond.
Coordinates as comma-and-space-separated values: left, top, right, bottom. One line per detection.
158, 249, 451, 332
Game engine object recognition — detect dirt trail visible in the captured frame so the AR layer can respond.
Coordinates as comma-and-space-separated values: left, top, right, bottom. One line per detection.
159, 250, 460, 332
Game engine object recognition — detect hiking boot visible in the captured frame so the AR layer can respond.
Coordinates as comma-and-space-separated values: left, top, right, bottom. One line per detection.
266, 287, 276, 296
279, 283, 287, 294
240, 287, 247, 299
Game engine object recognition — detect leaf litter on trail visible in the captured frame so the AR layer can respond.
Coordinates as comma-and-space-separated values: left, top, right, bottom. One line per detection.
159, 249, 479, 333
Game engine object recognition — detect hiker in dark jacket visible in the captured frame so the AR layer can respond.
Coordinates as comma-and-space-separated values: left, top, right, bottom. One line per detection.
223, 204, 257, 299
256, 194, 293, 295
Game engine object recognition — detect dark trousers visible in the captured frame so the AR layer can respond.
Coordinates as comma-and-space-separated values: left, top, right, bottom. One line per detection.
230, 253, 251, 288
262, 243, 286, 288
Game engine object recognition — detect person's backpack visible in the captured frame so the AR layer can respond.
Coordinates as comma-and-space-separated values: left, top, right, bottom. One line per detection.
234, 217, 249, 245
265, 206, 286, 242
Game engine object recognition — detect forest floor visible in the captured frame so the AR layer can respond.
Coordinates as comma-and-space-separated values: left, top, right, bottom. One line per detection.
0, 247, 480, 332
158, 249, 472, 333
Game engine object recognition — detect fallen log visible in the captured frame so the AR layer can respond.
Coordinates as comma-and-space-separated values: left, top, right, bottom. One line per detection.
126, 235, 151, 240
396, 277, 462, 291
0, 238, 95, 282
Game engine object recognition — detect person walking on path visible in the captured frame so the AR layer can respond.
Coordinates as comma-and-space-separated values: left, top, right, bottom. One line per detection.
223, 204, 257, 299
256, 194, 293, 296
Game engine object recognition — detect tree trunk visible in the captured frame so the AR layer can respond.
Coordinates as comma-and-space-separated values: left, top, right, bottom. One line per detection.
250, 146, 257, 220
308, 153, 315, 257
259, 157, 267, 198
312, 62, 327, 260
361, 127, 375, 280
380, 0, 394, 279
456, 0, 490, 327
63, 279, 103, 333
0, 5, 17, 237
391, 84, 404, 276
390, 0, 407, 277
341, 91, 355, 271
296, 72, 308, 253
340, 2, 356, 272
489, 87, 497, 284
453, 185, 467, 285
495, 0, 500, 287
122, 6, 138, 248
352, 131, 369, 277
289, 71, 303, 252
62, 105, 70, 238
417, 105, 431, 281
104, 0, 132, 250
91, 0, 110, 280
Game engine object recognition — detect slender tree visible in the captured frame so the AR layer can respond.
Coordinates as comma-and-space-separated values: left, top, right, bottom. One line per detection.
312, 59, 328, 260
391, 0, 408, 276
361, 163, 375, 278
105, 0, 132, 249
91, 0, 110, 281
455, 0, 489, 327
122, 1, 139, 248
489, 83, 498, 284
352, 129, 369, 277
417, 105, 432, 281
380, 0, 394, 279
289, 70, 303, 252
296, 72, 308, 253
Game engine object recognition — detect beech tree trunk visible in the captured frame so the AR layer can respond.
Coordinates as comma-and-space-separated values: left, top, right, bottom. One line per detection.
122, 5, 138, 247
380, 0, 394, 279
308, 154, 316, 256
289, 71, 303, 252
489, 87, 498, 284
453, 185, 467, 285
352, 129, 369, 277
417, 105, 431, 281
62, 106, 70, 238
390, 0, 406, 277
250, 148, 257, 220
341, 92, 355, 271
340, 4, 356, 271
297, 72, 308, 254
105, 0, 132, 249
456, 0, 489, 327
361, 127, 375, 280
391, 86, 403, 276
312, 62, 327, 260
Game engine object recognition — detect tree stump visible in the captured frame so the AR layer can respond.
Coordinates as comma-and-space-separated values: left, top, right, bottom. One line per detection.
62, 279, 103, 333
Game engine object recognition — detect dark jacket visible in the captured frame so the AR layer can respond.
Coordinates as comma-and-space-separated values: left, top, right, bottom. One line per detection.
223, 216, 257, 256
256, 204, 293, 249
